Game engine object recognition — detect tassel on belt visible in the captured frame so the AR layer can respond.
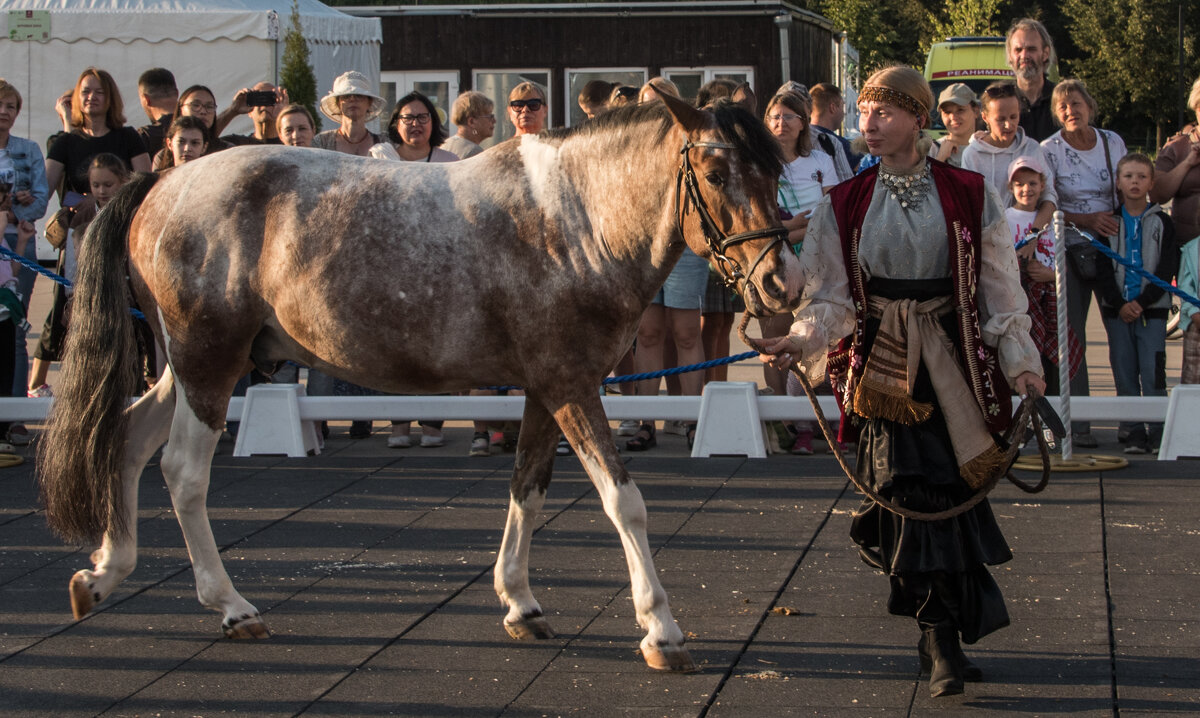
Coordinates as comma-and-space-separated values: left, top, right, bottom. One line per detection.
854, 295, 1007, 489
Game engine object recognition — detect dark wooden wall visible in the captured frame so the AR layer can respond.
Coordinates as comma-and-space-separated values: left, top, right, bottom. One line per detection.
377, 11, 835, 120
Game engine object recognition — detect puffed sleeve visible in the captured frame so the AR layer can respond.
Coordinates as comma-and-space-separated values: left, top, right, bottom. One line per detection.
788, 194, 856, 382
978, 185, 1043, 381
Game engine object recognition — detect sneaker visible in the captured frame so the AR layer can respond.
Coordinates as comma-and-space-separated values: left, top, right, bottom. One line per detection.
1072, 432, 1099, 448
556, 436, 573, 456
419, 431, 445, 448
663, 420, 688, 436
469, 432, 491, 457
789, 429, 814, 455
7, 425, 30, 446
387, 434, 412, 449
617, 419, 641, 436
27, 384, 52, 398
489, 431, 505, 449
0, 441, 14, 454
349, 421, 372, 439
1124, 442, 1149, 455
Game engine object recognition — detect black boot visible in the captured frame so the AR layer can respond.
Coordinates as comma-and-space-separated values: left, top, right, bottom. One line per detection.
919, 629, 983, 682
920, 624, 964, 697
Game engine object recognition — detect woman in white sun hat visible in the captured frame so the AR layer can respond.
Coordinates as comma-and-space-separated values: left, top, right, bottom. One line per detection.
312, 71, 385, 157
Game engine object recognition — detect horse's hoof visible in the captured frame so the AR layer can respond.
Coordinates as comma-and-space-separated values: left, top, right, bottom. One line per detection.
640, 641, 698, 673
504, 613, 555, 640
223, 615, 271, 639
69, 572, 98, 619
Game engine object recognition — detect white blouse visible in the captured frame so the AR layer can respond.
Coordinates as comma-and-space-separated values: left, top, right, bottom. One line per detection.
789, 163, 1042, 385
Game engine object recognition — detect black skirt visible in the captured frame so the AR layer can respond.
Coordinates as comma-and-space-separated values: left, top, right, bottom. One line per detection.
848, 278, 1012, 643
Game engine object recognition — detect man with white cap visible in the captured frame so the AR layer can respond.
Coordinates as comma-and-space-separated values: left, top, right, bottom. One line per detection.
312, 71, 386, 156
933, 82, 981, 167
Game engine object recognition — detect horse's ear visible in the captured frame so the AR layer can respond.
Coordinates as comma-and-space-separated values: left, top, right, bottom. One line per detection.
658, 91, 708, 134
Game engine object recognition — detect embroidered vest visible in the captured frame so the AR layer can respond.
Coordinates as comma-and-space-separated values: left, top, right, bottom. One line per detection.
826, 160, 1012, 440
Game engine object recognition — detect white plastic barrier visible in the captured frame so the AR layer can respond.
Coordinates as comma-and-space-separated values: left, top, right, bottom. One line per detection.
4, 388, 1194, 460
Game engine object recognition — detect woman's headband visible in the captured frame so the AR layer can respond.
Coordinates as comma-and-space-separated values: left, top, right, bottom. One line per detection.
858, 85, 928, 119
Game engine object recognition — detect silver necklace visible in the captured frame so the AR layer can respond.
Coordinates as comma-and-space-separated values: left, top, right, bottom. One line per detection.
878, 162, 932, 209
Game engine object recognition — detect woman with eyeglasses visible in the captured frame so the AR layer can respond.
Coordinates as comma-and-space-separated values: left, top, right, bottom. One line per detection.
46, 68, 150, 205
373, 91, 457, 164
152, 85, 229, 170
760, 66, 1043, 698
442, 91, 496, 160
507, 82, 548, 137
763, 91, 837, 455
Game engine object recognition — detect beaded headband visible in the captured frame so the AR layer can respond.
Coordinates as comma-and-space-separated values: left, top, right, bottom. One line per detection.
858, 85, 928, 119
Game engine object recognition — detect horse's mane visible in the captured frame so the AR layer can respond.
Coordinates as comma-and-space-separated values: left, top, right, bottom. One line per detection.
545, 100, 783, 178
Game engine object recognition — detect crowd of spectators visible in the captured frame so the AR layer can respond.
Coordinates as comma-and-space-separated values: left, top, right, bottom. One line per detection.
1, 13, 1198, 457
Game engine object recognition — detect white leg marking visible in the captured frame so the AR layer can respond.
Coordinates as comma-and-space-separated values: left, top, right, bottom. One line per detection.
495, 488, 547, 625
160, 380, 260, 630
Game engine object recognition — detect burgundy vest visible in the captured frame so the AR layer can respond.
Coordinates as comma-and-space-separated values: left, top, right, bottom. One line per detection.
825, 160, 1012, 440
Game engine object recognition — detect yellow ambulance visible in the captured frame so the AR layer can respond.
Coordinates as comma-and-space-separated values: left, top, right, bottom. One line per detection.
924, 36, 1014, 137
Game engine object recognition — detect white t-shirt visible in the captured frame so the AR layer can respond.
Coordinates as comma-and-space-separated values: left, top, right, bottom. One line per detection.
1005, 206, 1053, 268
778, 151, 838, 219
1041, 129, 1126, 215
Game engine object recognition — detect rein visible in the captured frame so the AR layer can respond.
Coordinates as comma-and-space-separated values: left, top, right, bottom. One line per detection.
676, 140, 789, 293
737, 313, 1053, 522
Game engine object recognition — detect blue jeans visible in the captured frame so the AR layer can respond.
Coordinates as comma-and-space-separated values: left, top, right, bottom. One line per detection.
1101, 315, 1167, 442
3, 230, 37, 395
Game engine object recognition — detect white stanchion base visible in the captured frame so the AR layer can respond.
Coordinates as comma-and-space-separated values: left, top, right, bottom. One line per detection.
233, 384, 322, 458
691, 381, 768, 458
1157, 385, 1200, 460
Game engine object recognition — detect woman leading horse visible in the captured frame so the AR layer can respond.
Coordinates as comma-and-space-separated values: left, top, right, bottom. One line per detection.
37, 94, 800, 672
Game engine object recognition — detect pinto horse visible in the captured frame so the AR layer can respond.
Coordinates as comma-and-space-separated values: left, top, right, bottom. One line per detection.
37, 95, 799, 672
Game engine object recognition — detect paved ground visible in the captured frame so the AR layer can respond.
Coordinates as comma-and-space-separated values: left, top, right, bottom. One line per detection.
2, 435, 1197, 717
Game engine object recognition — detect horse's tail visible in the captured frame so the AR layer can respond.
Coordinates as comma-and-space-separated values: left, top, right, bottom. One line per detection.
37, 171, 161, 544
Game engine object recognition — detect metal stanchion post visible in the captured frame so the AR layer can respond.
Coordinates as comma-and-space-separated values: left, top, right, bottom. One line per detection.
1053, 210, 1073, 461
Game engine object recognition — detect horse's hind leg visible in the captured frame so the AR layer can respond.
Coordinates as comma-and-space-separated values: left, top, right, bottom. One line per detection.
555, 394, 695, 672
495, 395, 559, 640
69, 368, 177, 619
160, 381, 268, 639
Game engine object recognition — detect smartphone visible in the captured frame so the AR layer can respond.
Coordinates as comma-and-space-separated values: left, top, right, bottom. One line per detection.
245, 90, 277, 107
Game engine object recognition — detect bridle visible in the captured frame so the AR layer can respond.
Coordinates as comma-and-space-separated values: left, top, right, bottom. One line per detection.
675, 140, 789, 292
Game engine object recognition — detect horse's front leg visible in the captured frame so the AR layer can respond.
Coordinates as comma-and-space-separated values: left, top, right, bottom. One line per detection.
70, 370, 177, 619
160, 383, 268, 638
495, 394, 559, 640
556, 395, 696, 673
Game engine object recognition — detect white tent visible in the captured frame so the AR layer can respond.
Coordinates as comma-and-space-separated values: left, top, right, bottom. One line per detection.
1, 0, 381, 146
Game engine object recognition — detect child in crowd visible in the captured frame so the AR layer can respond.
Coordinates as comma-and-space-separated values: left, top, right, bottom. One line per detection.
1178, 232, 1200, 384
1093, 154, 1178, 453
29, 153, 130, 398
164, 115, 210, 166
961, 82, 1057, 225
0, 178, 33, 454
1005, 156, 1082, 395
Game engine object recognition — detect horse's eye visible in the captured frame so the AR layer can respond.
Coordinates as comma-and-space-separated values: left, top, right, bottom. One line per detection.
705, 172, 725, 187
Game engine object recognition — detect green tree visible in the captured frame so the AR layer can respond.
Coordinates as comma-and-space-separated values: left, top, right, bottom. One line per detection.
279, 0, 321, 132
1062, 0, 1198, 147
923, 0, 1011, 55
815, 0, 928, 73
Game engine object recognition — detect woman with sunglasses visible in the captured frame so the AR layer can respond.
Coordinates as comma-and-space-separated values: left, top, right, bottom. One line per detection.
507, 82, 548, 137
760, 65, 1043, 698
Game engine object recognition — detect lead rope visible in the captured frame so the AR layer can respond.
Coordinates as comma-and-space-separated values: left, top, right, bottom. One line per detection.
737, 313, 1052, 521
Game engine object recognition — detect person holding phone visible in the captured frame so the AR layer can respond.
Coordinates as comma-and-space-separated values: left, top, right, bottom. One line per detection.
214, 82, 288, 146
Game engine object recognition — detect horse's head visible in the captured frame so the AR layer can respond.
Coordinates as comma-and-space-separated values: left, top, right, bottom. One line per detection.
660, 93, 802, 318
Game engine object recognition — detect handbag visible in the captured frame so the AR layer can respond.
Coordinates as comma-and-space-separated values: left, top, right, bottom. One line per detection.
1066, 241, 1104, 282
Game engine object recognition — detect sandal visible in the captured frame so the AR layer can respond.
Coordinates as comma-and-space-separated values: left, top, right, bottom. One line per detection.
625, 423, 656, 451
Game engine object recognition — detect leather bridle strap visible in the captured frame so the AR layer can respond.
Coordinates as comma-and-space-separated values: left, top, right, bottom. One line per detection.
677, 140, 789, 290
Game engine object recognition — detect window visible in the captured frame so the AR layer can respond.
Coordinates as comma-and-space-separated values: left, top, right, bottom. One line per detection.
565, 68, 647, 127
472, 70, 551, 147
661, 66, 755, 104
380, 71, 459, 135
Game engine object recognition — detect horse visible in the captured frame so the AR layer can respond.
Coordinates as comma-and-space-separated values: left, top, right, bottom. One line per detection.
36, 93, 801, 672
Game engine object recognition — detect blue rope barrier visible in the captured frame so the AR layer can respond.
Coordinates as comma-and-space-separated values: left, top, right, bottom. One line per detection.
0, 244, 147, 320
482, 350, 763, 391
